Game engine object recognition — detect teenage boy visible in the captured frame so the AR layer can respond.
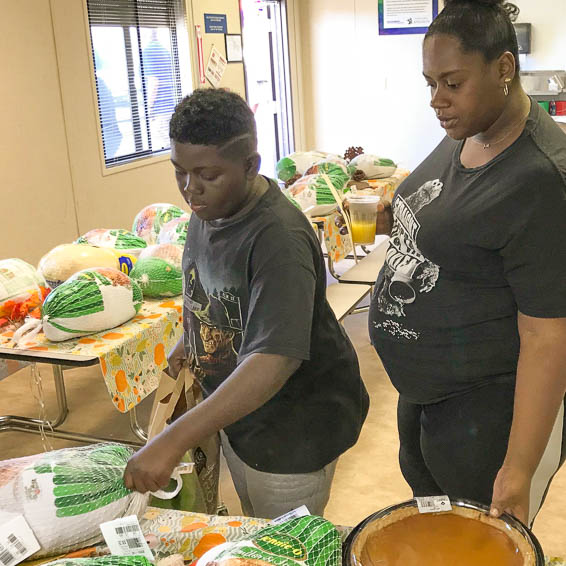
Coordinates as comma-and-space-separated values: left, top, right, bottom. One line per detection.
124, 89, 369, 518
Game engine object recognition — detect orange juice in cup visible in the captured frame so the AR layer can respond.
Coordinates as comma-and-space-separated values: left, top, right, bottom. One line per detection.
347, 195, 380, 244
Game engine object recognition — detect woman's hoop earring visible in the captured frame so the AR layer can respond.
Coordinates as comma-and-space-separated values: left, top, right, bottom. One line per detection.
503, 78, 511, 97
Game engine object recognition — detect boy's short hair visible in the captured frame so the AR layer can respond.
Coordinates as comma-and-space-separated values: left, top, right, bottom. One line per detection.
169, 89, 257, 159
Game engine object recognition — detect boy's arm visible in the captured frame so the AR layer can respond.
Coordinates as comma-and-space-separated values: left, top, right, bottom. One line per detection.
124, 352, 301, 493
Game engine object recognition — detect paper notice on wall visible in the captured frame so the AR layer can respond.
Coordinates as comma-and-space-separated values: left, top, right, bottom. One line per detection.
382, 0, 435, 29
205, 46, 227, 88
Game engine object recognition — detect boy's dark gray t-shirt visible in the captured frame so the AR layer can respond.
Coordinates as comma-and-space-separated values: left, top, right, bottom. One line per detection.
369, 101, 566, 404
182, 179, 369, 473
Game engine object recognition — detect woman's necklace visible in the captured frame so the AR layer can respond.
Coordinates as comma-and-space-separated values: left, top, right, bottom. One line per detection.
469, 113, 529, 150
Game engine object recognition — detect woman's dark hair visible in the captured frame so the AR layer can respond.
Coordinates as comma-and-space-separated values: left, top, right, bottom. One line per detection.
425, 0, 521, 74
169, 88, 257, 151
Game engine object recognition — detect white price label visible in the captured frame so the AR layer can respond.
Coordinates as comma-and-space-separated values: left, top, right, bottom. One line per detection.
100, 516, 153, 561
415, 495, 452, 514
271, 505, 311, 525
0, 515, 41, 566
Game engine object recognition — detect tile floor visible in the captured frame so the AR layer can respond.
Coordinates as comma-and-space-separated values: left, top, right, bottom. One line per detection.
1, 311, 565, 556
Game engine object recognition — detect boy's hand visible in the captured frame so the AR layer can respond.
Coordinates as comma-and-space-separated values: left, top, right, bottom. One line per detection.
165, 336, 186, 378
124, 432, 185, 494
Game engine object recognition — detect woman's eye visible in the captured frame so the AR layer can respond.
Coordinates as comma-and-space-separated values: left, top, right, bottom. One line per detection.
447, 83, 460, 89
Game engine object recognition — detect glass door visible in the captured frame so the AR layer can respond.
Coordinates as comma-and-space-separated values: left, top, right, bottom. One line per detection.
240, 0, 294, 177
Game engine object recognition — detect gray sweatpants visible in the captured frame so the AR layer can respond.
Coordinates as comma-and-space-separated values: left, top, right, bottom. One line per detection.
220, 431, 337, 519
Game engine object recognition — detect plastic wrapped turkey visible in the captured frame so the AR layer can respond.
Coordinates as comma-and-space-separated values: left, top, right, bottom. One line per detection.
0, 444, 148, 558
157, 214, 191, 246
132, 203, 187, 245
77, 228, 148, 258
14, 267, 142, 343
129, 244, 183, 298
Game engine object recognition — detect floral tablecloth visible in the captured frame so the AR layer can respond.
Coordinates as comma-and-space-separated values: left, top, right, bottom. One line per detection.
364, 168, 410, 203
0, 298, 183, 413
312, 169, 409, 264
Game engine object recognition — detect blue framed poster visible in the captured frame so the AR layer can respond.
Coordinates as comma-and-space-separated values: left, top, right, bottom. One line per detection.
204, 13, 228, 34
378, 0, 438, 35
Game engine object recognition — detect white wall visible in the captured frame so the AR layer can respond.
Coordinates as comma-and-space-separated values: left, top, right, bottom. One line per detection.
298, 0, 444, 171
0, 0, 246, 266
0, 1, 79, 264
297, 0, 566, 172
516, 0, 566, 71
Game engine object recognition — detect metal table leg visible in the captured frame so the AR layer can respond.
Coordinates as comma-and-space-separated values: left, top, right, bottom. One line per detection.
0, 364, 69, 432
130, 406, 148, 442
0, 364, 144, 447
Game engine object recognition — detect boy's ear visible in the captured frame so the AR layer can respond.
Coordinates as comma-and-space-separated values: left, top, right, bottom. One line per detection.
245, 152, 261, 179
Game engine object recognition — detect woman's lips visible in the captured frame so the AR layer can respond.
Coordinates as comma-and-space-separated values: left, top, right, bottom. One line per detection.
438, 117, 457, 129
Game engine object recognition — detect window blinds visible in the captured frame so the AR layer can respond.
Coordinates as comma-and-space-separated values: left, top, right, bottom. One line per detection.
87, 0, 191, 166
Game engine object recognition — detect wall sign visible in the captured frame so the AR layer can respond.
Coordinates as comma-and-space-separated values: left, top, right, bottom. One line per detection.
378, 0, 438, 35
205, 45, 227, 88
225, 34, 243, 63
204, 13, 228, 34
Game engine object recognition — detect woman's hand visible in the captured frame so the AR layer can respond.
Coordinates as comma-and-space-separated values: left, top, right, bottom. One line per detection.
490, 463, 531, 525
165, 336, 186, 378
376, 201, 393, 235
340, 199, 394, 236
124, 430, 185, 494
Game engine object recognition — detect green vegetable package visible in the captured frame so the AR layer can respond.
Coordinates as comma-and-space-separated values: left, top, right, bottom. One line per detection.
197, 516, 341, 566
0, 444, 148, 558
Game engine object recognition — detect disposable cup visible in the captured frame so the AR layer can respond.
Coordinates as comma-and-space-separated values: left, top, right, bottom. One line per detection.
347, 195, 381, 244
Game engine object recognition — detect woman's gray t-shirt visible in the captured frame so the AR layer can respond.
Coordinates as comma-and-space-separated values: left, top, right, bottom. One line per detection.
370, 101, 566, 404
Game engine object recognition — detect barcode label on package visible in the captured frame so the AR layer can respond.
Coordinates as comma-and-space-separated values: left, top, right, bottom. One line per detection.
0, 515, 41, 566
415, 495, 452, 514
100, 516, 153, 561
272, 506, 311, 525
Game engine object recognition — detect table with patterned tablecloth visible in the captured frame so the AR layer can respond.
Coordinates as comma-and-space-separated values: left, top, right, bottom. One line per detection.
0, 297, 183, 414
22, 507, 565, 566
312, 169, 409, 264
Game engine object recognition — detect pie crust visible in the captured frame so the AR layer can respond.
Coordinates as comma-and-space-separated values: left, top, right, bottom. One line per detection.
349, 504, 536, 566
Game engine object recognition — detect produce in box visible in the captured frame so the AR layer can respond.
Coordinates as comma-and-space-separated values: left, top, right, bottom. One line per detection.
130, 244, 183, 298
0, 444, 148, 559
132, 204, 187, 245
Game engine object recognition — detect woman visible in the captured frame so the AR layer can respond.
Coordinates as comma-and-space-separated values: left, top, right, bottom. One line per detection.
369, 0, 566, 526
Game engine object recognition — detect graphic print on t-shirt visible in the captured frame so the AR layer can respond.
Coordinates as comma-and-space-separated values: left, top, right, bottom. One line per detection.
376, 179, 443, 337
185, 261, 243, 388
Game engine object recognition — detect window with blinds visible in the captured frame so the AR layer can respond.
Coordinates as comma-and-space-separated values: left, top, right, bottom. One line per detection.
87, 0, 192, 167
